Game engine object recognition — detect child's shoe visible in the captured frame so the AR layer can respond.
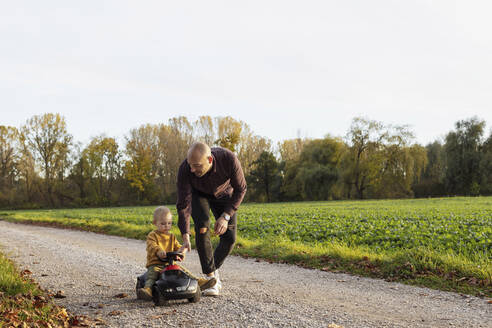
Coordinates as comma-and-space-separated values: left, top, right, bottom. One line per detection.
198, 277, 216, 290
137, 287, 153, 300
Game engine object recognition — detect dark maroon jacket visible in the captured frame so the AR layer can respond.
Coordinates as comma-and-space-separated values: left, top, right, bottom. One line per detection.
176, 147, 247, 235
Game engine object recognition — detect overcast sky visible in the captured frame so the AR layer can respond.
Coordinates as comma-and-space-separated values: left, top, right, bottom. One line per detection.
1, 0, 491, 147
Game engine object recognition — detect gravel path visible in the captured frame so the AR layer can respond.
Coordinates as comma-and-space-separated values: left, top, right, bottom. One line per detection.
0, 221, 490, 328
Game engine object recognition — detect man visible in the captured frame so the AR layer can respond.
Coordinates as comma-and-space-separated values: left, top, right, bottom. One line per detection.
176, 142, 247, 296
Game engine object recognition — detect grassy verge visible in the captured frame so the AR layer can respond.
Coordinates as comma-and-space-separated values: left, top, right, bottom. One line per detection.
1, 213, 490, 298
232, 235, 491, 297
0, 251, 72, 327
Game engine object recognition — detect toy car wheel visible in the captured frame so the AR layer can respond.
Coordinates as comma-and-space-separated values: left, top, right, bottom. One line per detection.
152, 285, 169, 306
188, 285, 201, 303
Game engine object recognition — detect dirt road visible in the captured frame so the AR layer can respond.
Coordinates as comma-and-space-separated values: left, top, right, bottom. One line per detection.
0, 221, 490, 328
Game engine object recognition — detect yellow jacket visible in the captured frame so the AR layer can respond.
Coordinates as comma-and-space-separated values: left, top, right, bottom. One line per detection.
146, 231, 182, 267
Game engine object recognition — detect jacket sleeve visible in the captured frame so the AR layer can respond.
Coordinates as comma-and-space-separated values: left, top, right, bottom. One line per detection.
224, 153, 247, 216
176, 161, 193, 235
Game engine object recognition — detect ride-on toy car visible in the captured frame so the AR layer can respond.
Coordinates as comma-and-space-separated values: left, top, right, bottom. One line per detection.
136, 251, 200, 305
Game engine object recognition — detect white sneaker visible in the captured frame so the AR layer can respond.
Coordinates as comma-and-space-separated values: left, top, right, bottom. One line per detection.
214, 270, 222, 290
202, 282, 219, 296
202, 270, 221, 296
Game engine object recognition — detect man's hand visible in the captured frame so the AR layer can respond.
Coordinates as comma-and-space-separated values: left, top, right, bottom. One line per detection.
214, 216, 228, 236
157, 250, 166, 260
181, 233, 192, 252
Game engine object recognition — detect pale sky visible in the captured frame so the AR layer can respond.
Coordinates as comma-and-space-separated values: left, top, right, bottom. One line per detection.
1, 0, 491, 147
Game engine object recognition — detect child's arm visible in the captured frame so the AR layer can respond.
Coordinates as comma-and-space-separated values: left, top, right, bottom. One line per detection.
147, 232, 166, 260
156, 250, 166, 259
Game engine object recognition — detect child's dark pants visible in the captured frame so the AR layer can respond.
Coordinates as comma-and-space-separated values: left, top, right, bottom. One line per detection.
191, 192, 237, 275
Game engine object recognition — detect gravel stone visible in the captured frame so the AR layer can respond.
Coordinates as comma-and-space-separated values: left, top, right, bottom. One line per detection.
0, 221, 490, 328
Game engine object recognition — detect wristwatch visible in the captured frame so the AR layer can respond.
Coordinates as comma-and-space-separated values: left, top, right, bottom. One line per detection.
222, 213, 231, 221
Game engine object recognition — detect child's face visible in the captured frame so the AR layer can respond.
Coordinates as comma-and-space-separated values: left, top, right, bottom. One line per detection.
155, 214, 172, 233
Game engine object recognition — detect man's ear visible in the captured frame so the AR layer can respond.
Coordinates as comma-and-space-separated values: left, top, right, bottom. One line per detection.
207, 156, 213, 164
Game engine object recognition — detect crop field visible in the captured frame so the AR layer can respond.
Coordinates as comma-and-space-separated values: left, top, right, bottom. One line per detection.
240, 197, 491, 261
1, 196, 491, 295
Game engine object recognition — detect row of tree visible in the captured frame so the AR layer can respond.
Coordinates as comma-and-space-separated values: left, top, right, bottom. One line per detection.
0, 114, 491, 208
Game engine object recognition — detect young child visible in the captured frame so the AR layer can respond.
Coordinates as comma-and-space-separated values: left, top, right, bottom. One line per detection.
137, 206, 216, 300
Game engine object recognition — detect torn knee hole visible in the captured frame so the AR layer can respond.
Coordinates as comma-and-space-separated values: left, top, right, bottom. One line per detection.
199, 227, 208, 234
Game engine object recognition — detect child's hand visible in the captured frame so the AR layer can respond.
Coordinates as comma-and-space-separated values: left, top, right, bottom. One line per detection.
177, 247, 187, 261
157, 250, 166, 260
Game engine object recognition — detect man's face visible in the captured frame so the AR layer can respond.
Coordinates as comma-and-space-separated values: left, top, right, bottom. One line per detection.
187, 153, 212, 177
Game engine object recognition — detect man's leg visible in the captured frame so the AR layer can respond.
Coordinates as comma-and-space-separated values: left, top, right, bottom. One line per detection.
199, 197, 237, 296
209, 199, 237, 270
191, 194, 216, 274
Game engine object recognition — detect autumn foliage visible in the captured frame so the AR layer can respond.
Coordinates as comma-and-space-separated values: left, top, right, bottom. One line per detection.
0, 254, 72, 327
1, 114, 492, 209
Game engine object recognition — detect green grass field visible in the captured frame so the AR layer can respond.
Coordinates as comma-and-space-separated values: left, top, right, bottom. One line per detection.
0, 197, 491, 296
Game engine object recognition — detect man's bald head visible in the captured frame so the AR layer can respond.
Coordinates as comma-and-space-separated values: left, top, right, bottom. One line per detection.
187, 142, 211, 161
187, 142, 213, 177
